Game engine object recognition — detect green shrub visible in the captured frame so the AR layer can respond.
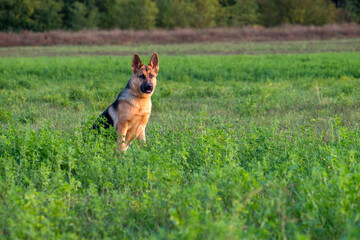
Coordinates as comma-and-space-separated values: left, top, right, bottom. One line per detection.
343, 0, 360, 22
259, 0, 338, 26
117, 0, 158, 30
30, 0, 63, 31
230, 0, 259, 26
0, 0, 35, 31
64, 0, 99, 30
96, 0, 123, 29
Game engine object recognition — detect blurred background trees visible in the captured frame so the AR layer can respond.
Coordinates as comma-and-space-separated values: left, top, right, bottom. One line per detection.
0, 0, 359, 31
258, 0, 338, 27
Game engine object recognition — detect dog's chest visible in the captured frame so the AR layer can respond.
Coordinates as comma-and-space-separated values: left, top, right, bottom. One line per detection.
137, 100, 151, 115
128, 101, 151, 131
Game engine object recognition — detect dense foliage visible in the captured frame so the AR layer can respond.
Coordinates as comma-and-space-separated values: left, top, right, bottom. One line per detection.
0, 49, 360, 238
0, 0, 359, 31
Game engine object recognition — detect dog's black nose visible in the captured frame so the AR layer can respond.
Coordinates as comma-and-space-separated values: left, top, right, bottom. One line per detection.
145, 83, 152, 90
142, 83, 153, 93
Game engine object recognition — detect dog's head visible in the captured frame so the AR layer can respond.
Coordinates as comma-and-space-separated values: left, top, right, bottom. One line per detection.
130, 53, 159, 97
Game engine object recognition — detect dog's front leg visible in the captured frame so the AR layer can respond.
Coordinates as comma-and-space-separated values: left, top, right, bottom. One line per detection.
137, 129, 146, 144
117, 122, 129, 152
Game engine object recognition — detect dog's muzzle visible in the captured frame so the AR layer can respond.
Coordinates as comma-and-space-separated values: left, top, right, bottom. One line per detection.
141, 83, 153, 94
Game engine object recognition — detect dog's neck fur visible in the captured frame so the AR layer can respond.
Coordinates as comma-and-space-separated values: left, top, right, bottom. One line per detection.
118, 93, 140, 108
117, 77, 152, 109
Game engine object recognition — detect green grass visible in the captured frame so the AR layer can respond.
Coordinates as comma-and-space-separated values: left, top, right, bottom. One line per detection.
1, 38, 360, 57
0, 52, 360, 239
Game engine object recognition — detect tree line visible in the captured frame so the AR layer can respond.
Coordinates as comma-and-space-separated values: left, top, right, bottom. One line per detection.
0, 0, 359, 31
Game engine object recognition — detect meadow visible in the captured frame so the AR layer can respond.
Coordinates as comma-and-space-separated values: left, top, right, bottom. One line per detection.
1, 38, 360, 57
0, 42, 360, 239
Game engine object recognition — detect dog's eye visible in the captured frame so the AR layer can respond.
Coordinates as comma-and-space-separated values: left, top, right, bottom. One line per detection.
139, 74, 145, 79
149, 74, 154, 79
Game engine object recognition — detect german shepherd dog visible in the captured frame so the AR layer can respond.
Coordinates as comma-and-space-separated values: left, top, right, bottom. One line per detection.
93, 53, 159, 152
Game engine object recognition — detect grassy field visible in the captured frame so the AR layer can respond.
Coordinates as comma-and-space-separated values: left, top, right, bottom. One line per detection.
1, 38, 360, 57
0, 45, 360, 239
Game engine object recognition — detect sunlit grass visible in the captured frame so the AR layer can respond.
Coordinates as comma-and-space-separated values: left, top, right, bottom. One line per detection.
0, 52, 359, 239
0, 38, 359, 57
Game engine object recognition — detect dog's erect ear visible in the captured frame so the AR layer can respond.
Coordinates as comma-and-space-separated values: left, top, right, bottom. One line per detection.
132, 54, 143, 73
148, 53, 159, 74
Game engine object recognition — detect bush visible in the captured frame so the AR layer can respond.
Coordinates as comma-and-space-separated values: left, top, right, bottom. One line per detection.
65, 0, 99, 30
156, 0, 222, 28
259, 0, 338, 27
191, 0, 222, 28
116, 0, 158, 30
230, 0, 259, 27
170, 0, 196, 28
96, 0, 123, 29
0, 0, 35, 31
155, 0, 175, 28
155, 0, 194, 28
344, 0, 360, 22
0, 0, 63, 31
30, 0, 63, 31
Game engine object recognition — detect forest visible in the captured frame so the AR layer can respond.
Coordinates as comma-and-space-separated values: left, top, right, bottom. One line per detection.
0, 0, 359, 31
